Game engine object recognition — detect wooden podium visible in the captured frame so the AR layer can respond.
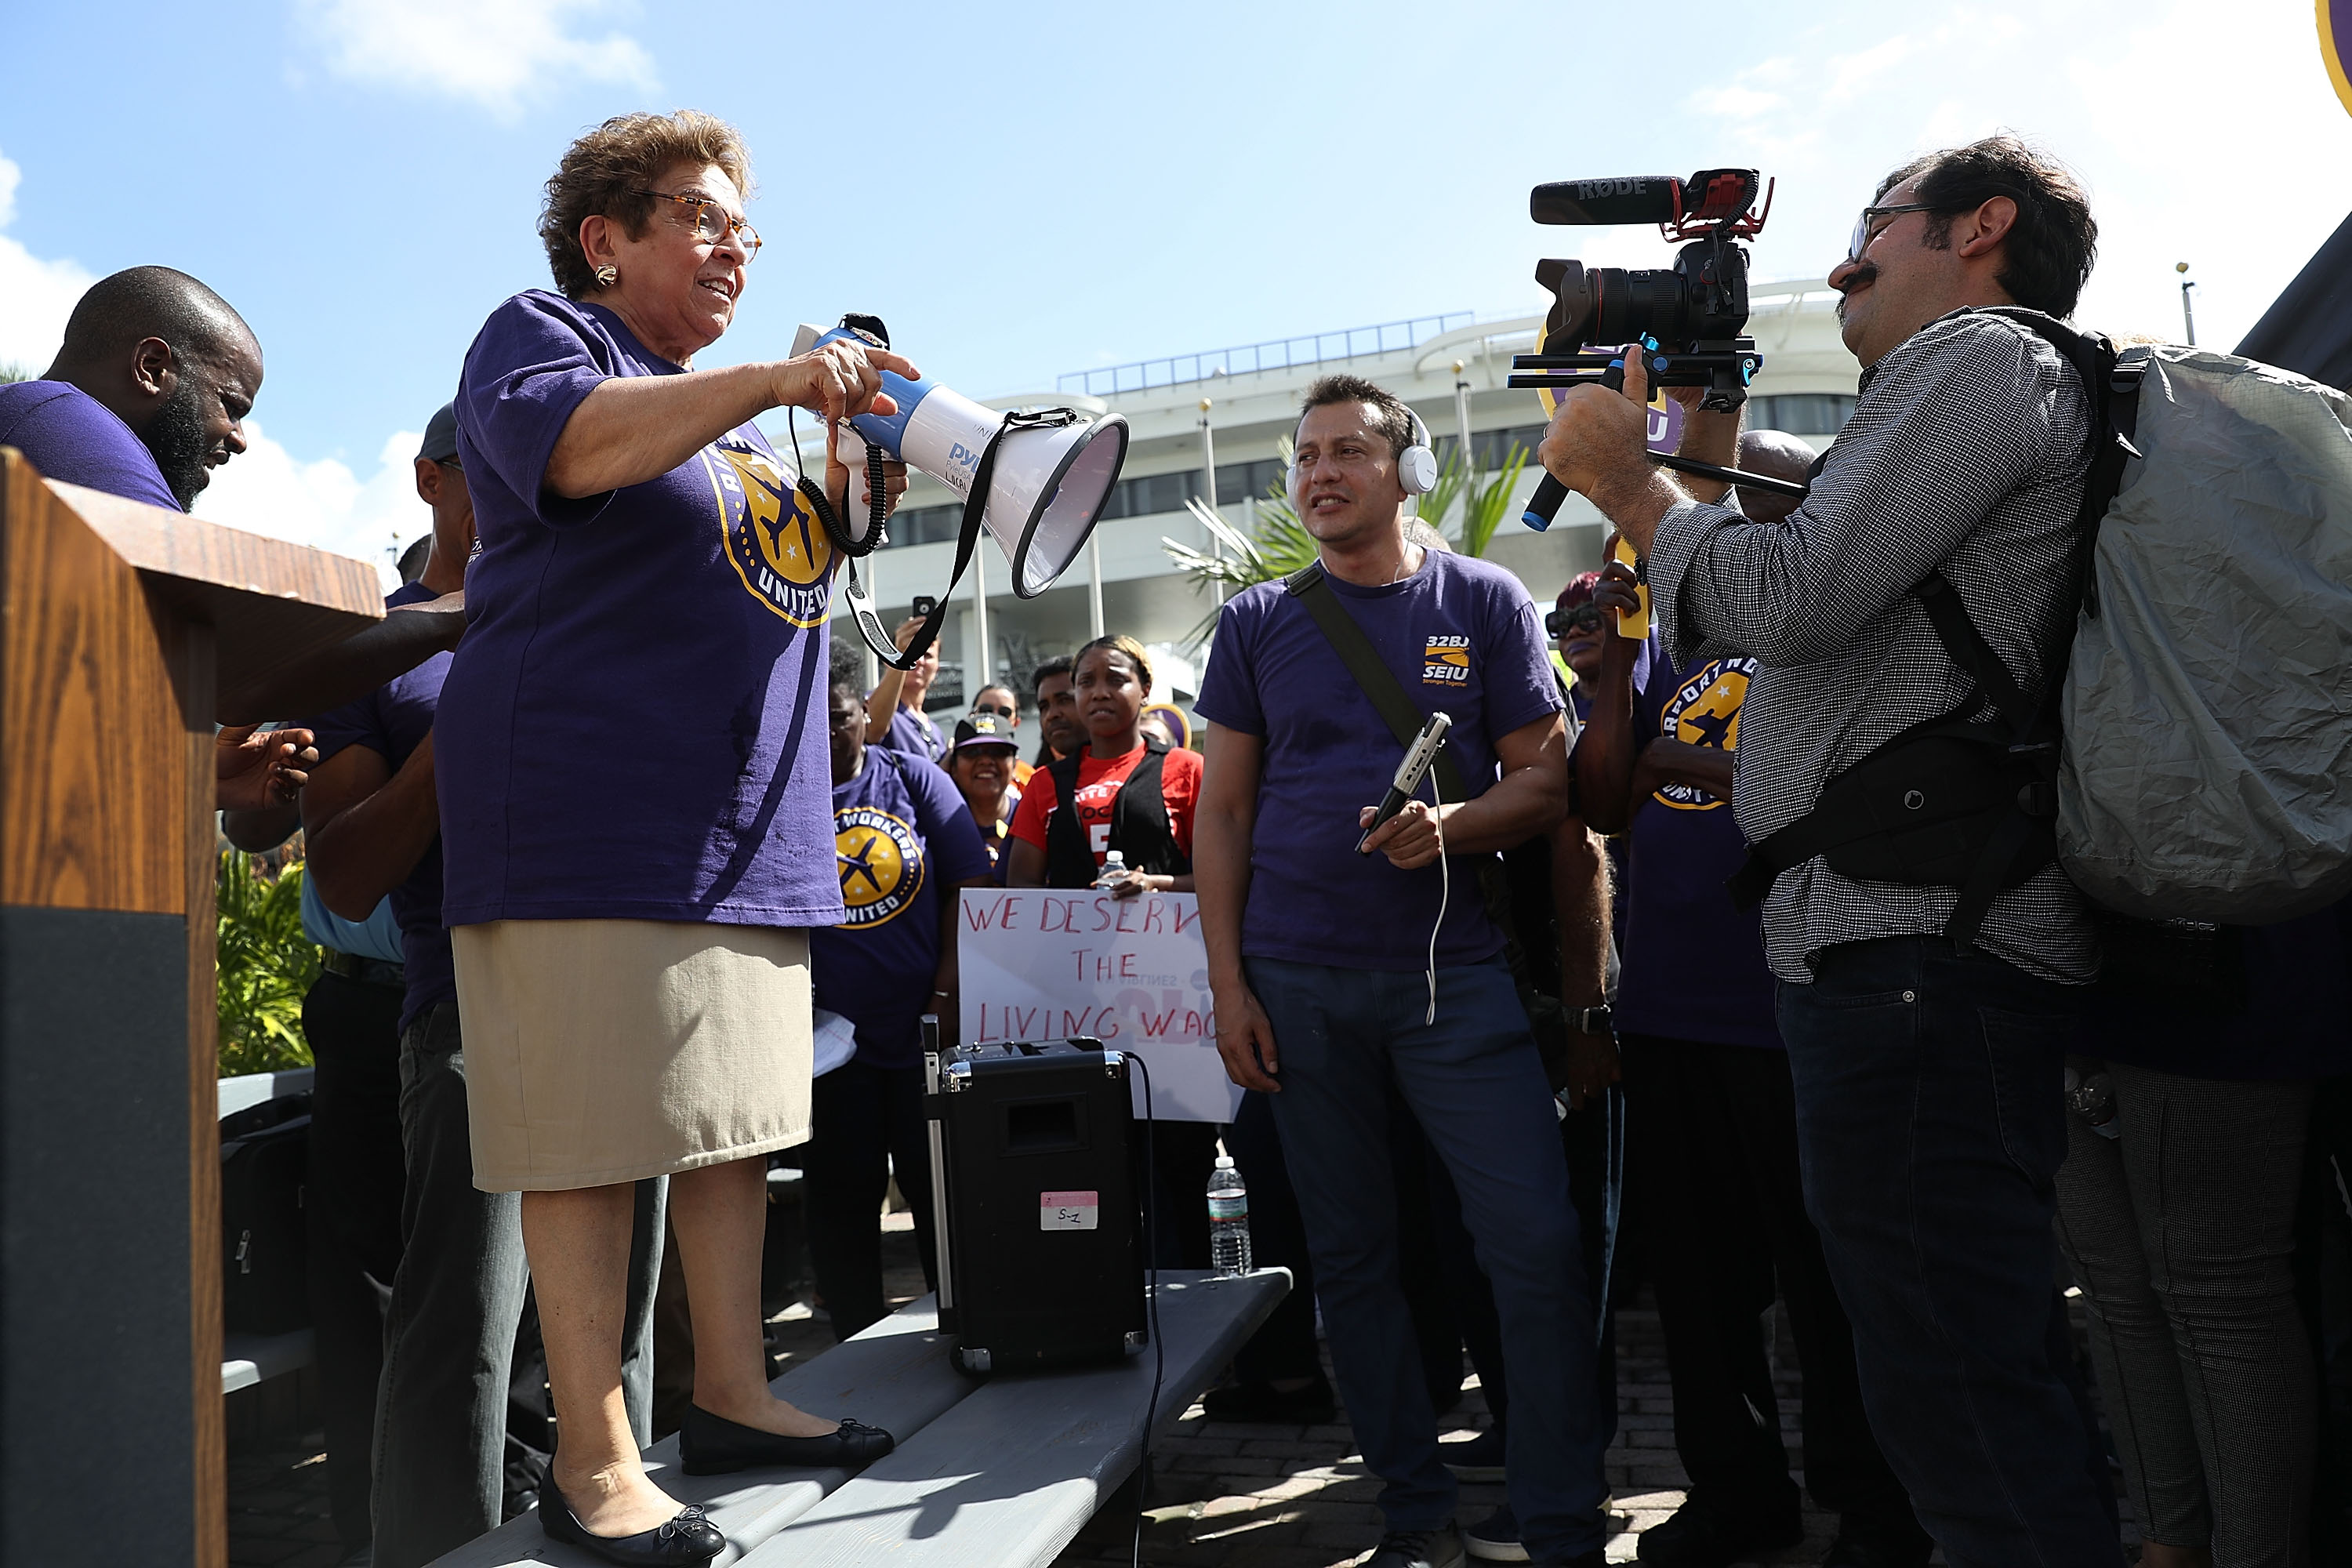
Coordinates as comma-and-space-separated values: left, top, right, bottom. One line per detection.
0, 448, 381, 1564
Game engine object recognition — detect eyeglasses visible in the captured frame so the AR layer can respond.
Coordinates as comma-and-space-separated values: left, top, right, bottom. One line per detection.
972, 703, 1015, 721
1846, 202, 1939, 263
633, 191, 763, 259
1545, 604, 1606, 637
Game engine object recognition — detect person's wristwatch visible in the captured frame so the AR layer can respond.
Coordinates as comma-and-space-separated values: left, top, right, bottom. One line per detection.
1569, 1004, 1613, 1036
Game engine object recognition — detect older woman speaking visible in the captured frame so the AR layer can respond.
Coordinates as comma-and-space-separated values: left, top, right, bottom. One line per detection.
438, 110, 913, 1564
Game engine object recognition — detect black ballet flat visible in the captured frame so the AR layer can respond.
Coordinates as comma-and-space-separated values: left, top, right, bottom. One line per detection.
677, 1403, 896, 1475
540, 1473, 724, 1566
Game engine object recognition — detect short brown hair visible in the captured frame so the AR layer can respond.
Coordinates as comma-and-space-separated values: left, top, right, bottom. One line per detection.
1878, 135, 2096, 319
539, 111, 755, 299
1298, 374, 1417, 460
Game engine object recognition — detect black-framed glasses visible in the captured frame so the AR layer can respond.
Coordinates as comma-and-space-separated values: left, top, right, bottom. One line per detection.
633, 190, 763, 259
1847, 202, 1939, 263
1546, 603, 1606, 637
972, 703, 1015, 721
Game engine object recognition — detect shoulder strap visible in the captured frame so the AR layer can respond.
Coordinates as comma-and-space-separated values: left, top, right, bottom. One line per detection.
1108, 735, 1189, 876
1282, 562, 1468, 804
1913, 571, 2031, 731
1043, 749, 1093, 887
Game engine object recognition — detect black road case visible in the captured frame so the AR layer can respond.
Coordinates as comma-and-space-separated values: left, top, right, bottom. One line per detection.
923, 1027, 1146, 1374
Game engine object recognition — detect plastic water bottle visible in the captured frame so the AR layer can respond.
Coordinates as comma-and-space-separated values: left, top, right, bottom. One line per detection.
1094, 849, 1127, 890
1208, 1156, 1252, 1276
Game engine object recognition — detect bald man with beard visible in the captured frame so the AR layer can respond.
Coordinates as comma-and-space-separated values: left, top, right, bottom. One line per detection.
1571, 430, 1928, 1568
1, 266, 468, 729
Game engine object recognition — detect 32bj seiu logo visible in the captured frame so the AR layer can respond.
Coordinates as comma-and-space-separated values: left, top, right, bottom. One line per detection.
1423, 635, 1471, 685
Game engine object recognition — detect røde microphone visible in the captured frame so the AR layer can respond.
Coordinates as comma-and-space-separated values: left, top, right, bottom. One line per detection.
1530, 176, 1684, 227
1357, 711, 1454, 854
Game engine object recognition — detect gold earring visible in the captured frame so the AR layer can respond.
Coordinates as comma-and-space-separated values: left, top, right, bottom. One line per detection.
593, 263, 618, 288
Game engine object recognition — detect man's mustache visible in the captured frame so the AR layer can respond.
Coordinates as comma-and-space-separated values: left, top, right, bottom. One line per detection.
1835, 263, 1878, 296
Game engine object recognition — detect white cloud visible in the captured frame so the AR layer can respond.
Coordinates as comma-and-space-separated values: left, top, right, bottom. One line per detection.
198, 423, 426, 590
0, 151, 96, 373
295, 0, 656, 118
1679, 0, 2352, 352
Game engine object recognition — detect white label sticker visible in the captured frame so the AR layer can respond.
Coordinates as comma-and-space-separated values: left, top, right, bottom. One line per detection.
1040, 1189, 1100, 1231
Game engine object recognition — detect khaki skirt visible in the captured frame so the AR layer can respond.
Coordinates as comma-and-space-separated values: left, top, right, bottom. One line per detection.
451, 919, 813, 1192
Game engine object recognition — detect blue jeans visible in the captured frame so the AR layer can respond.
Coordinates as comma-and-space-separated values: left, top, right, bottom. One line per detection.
372, 1001, 666, 1568
1777, 938, 2120, 1568
1248, 956, 1609, 1559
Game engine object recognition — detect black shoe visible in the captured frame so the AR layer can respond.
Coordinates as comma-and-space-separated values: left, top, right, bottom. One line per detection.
1442, 1425, 1508, 1483
676, 1404, 895, 1475
1464, 1504, 1528, 1562
1819, 1515, 1933, 1567
539, 1475, 724, 1566
1636, 1494, 1804, 1568
1366, 1523, 1467, 1568
1199, 1373, 1338, 1425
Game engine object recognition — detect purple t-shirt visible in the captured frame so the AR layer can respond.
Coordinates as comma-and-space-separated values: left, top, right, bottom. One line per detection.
1195, 550, 1563, 971
308, 581, 456, 1034
437, 290, 844, 927
0, 380, 181, 511
1612, 651, 1780, 1049
811, 748, 992, 1069
874, 703, 946, 764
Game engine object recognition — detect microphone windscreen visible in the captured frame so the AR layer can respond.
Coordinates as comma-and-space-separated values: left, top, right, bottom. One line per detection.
1531, 176, 1683, 226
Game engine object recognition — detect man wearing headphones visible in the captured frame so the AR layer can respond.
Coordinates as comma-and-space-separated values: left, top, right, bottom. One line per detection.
1195, 376, 1608, 1568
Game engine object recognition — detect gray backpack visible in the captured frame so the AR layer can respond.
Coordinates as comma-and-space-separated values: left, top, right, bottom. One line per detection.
2057, 342, 2352, 924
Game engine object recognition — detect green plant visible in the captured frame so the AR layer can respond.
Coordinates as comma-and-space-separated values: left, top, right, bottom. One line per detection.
0, 362, 32, 385
1162, 437, 1531, 641
216, 850, 320, 1075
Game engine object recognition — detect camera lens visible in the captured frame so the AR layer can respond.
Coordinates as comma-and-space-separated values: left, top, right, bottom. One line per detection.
1588, 267, 1691, 348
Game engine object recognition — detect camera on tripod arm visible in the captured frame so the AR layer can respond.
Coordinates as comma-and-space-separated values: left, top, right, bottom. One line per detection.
1517, 169, 1776, 532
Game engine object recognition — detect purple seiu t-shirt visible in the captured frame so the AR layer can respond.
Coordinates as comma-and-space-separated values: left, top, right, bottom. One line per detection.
307, 581, 456, 1034
811, 749, 992, 1069
874, 703, 946, 764
1195, 550, 1563, 972
1611, 650, 1780, 1050
0, 380, 181, 511
436, 290, 845, 928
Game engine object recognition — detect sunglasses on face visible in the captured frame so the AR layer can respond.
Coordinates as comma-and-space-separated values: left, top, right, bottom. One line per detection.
1546, 604, 1606, 638
972, 704, 1014, 721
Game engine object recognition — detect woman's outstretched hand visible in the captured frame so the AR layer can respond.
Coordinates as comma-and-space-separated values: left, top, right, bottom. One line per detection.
773, 339, 920, 425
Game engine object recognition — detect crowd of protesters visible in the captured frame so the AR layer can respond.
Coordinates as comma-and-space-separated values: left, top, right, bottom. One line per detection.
9, 101, 2352, 1568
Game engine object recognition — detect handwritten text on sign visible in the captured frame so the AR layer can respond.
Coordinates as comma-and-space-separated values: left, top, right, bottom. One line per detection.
957, 889, 1242, 1124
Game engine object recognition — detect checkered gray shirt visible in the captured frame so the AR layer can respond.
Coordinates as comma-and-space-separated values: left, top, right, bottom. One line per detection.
1646, 309, 2096, 985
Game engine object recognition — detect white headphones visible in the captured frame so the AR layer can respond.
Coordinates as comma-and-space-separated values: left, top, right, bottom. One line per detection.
1290, 403, 1439, 509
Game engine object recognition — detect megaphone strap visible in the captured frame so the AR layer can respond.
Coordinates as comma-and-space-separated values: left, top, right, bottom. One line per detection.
840, 406, 1080, 672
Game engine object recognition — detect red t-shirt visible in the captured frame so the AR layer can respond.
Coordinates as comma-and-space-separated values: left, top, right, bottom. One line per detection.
1008, 743, 1203, 869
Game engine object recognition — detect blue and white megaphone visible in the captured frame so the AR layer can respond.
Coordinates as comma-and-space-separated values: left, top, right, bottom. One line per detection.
790, 317, 1130, 668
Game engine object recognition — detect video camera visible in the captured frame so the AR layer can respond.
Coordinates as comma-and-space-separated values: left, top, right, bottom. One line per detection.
1515, 169, 1777, 532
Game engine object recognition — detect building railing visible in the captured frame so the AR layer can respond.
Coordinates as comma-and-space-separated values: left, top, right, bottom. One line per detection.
1058, 313, 1475, 397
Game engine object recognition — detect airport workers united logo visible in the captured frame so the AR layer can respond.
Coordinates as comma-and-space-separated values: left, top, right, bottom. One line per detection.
709, 431, 834, 628
835, 805, 925, 927
1653, 656, 1757, 811
1423, 634, 1472, 685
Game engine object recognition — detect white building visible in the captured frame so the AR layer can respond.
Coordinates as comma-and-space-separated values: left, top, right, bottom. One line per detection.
804, 278, 1860, 721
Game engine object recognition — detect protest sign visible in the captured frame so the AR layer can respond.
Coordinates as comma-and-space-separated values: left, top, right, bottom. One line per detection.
956, 887, 1243, 1124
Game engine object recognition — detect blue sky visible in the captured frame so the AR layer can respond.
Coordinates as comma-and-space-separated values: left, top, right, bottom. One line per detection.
4, 0, 2347, 569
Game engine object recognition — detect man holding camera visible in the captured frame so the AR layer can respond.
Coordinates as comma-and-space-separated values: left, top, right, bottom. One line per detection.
1538, 136, 2119, 1563
1196, 376, 1608, 1568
